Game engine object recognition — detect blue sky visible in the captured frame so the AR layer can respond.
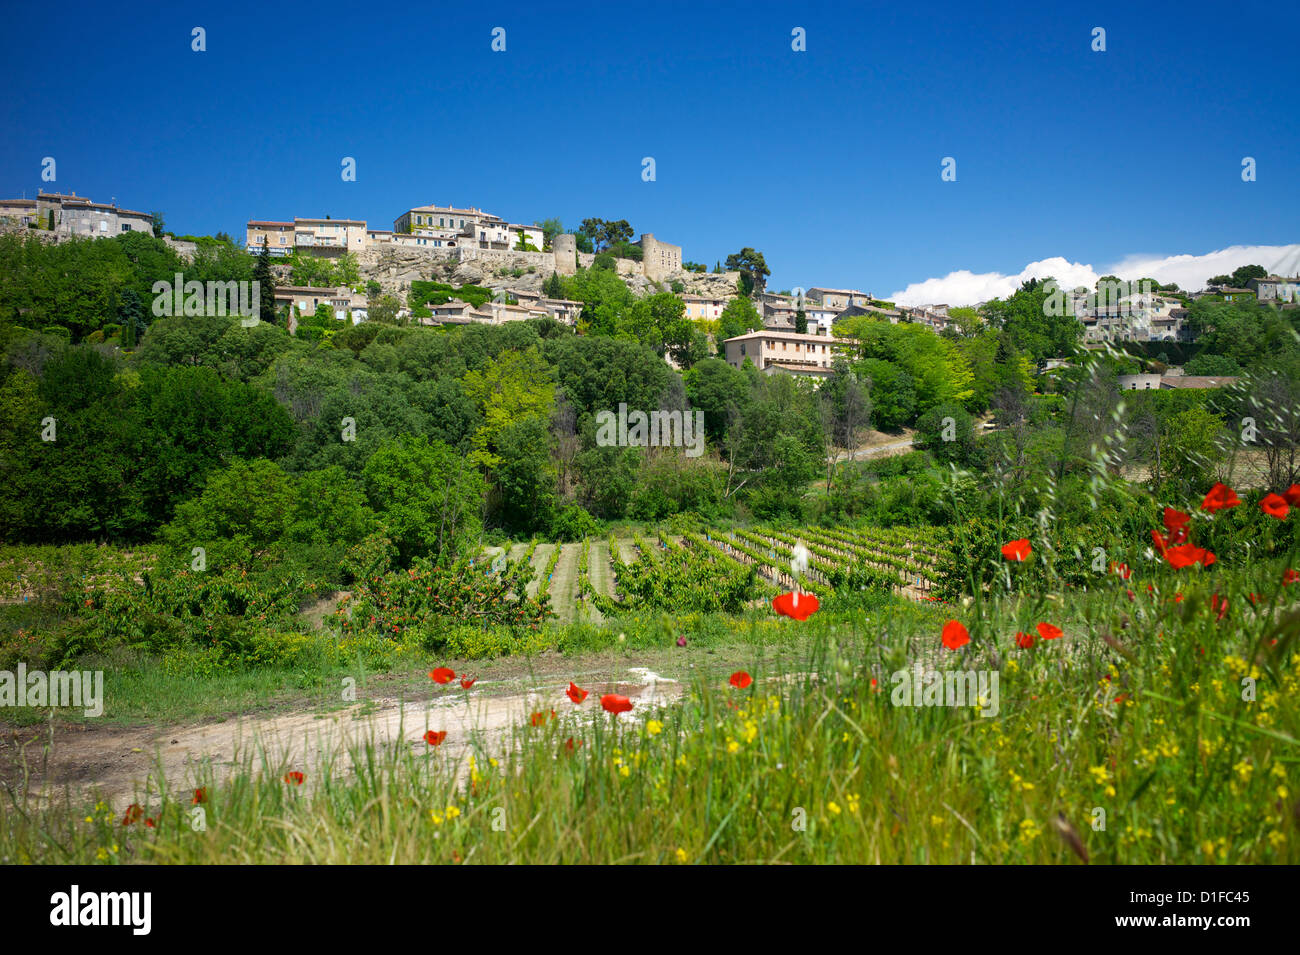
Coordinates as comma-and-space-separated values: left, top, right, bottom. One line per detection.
3, 0, 1296, 302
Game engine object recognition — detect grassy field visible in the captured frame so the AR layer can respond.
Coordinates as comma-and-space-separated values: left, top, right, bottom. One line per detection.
2, 541, 1298, 863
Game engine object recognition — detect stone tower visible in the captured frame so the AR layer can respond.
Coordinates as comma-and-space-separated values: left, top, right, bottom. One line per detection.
636, 233, 682, 282
553, 234, 577, 276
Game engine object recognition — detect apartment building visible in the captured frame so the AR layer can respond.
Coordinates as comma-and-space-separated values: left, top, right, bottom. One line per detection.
723, 328, 843, 381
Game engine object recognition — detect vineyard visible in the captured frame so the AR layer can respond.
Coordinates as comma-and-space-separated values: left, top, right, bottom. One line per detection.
487, 524, 950, 623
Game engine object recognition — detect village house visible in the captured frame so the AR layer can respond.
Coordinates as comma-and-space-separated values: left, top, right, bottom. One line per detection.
507, 288, 584, 325
723, 328, 843, 382
1248, 275, 1300, 303
274, 285, 368, 323
683, 294, 729, 320
805, 287, 872, 311
20, 190, 154, 238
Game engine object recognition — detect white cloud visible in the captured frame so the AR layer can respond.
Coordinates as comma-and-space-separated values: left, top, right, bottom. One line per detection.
887, 244, 1300, 307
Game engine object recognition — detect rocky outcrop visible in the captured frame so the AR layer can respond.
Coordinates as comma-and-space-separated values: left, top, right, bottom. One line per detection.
349, 244, 742, 303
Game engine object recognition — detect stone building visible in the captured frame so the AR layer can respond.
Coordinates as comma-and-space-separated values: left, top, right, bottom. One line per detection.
723, 328, 843, 382
636, 233, 682, 281
33, 191, 152, 238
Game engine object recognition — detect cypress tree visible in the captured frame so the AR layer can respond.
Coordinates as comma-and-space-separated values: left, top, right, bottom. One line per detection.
254, 241, 277, 325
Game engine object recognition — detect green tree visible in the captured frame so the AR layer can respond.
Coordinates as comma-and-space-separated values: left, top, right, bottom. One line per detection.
716, 295, 761, 348
534, 218, 565, 249
461, 346, 556, 472
915, 401, 978, 466
543, 271, 566, 299
362, 436, 487, 566
161, 458, 296, 569
856, 358, 917, 429
1230, 264, 1267, 288
118, 287, 146, 348
725, 248, 770, 296
493, 416, 557, 533
253, 241, 278, 325
1184, 352, 1243, 377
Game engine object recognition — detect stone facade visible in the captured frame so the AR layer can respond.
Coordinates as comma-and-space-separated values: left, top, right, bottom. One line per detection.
636, 233, 682, 281
34, 191, 152, 238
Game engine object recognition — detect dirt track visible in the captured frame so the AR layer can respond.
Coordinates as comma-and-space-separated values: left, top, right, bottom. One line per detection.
1, 666, 684, 810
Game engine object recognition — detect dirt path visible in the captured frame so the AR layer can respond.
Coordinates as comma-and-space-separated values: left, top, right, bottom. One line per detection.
547, 543, 580, 624
614, 538, 637, 564
585, 541, 613, 623
525, 544, 554, 599
1, 667, 685, 811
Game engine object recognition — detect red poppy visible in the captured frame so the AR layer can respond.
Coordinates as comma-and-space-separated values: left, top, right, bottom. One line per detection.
1109, 562, 1131, 580
941, 620, 970, 650
1036, 622, 1063, 641
1014, 631, 1035, 649
1260, 493, 1290, 520
566, 681, 588, 704
729, 670, 753, 689
563, 737, 584, 754
601, 694, 633, 714
1151, 530, 1169, 557
283, 771, 305, 785
429, 667, 456, 684
1162, 507, 1191, 543
192, 787, 206, 805
460, 676, 476, 689
1165, 544, 1216, 569
1113, 693, 1129, 704
1284, 568, 1300, 586
772, 591, 819, 621
1126, 589, 1136, 601
144, 817, 156, 829
1284, 485, 1300, 507
676, 635, 687, 647
1210, 593, 1229, 621
122, 803, 144, 825
1174, 592, 1185, 603
424, 730, 447, 746
530, 710, 557, 727
1000, 538, 1032, 562
1201, 483, 1241, 513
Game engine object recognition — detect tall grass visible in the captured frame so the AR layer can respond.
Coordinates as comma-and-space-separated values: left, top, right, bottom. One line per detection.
3, 553, 1297, 864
